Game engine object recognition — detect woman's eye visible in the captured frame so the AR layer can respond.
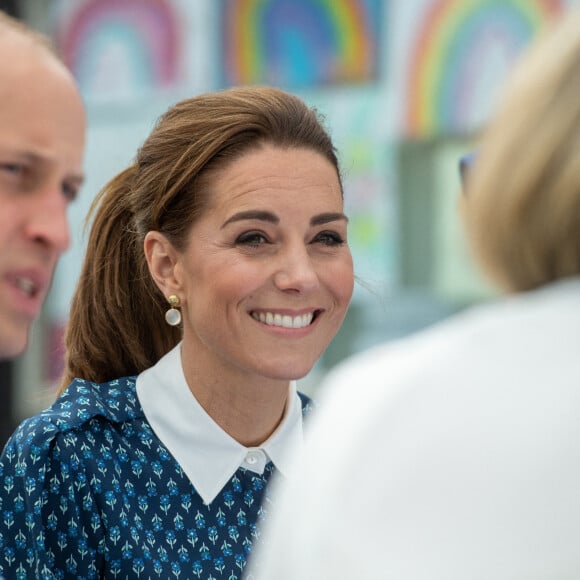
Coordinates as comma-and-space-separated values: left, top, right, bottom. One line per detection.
314, 231, 345, 246
236, 232, 269, 247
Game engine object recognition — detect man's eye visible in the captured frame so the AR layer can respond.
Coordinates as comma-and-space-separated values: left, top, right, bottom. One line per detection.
62, 182, 79, 202
236, 232, 269, 247
0, 163, 24, 176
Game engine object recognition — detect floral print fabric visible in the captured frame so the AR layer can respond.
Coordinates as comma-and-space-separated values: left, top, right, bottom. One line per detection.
0, 377, 311, 579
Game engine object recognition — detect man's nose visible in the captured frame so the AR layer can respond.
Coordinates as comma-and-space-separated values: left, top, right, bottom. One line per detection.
24, 187, 71, 253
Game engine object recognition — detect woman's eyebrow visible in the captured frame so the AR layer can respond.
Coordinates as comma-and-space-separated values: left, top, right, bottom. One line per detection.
311, 212, 349, 226
222, 210, 349, 229
221, 210, 279, 228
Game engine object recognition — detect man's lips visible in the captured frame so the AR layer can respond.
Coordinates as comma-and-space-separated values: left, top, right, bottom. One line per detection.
6, 268, 50, 300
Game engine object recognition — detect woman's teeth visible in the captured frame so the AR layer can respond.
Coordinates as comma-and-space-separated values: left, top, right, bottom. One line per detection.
252, 312, 314, 329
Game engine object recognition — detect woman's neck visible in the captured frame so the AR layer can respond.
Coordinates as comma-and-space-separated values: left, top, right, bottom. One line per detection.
181, 353, 291, 447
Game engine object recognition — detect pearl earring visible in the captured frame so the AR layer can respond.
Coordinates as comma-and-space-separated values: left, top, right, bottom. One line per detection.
165, 295, 182, 326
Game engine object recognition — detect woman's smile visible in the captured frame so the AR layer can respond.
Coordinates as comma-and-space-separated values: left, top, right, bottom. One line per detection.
250, 309, 319, 329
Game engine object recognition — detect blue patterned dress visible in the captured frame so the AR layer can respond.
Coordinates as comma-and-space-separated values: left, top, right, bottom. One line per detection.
0, 376, 312, 579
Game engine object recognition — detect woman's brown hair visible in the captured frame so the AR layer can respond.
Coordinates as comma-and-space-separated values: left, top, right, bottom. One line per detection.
60, 86, 341, 391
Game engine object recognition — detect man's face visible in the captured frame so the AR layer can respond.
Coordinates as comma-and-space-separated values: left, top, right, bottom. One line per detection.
0, 36, 86, 359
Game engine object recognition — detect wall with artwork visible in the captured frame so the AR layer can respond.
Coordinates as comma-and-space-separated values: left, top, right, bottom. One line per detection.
13, 0, 577, 408
390, 0, 568, 317
393, 0, 565, 137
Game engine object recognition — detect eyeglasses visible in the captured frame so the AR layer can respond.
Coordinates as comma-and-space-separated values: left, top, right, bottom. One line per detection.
459, 152, 476, 192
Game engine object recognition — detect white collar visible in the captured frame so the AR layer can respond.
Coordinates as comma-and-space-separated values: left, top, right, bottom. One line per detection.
136, 343, 304, 505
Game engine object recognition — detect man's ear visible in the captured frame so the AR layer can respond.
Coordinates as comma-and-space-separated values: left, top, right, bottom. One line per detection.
144, 231, 182, 297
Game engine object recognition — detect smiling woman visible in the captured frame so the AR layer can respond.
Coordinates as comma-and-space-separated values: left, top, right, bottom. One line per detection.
144, 144, 352, 411
0, 85, 353, 579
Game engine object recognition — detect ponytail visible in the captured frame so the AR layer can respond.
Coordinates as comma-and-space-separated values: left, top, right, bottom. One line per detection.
59, 167, 181, 392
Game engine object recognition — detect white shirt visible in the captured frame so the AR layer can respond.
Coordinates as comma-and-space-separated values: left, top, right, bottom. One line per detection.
255, 277, 580, 579
136, 342, 304, 505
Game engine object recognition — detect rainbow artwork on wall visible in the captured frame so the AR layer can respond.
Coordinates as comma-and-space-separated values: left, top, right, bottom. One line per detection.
221, 0, 381, 89
405, 0, 564, 137
56, 0, 180, 99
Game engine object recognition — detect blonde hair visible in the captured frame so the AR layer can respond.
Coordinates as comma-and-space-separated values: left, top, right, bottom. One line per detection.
60, 86, 341, 391
466, 8, 580, 293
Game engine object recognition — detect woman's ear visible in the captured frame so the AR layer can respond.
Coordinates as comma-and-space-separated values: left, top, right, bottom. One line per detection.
144, 231, 182, 296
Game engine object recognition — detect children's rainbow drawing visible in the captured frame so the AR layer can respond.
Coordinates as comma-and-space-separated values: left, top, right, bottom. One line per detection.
58, 0, 180, 97
405, 0, 563, 136
221, 0, 381, 88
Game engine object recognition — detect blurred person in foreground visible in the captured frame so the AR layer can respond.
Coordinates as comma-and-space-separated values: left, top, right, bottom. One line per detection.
0, 11, 86, 361
254, 8, 580, 580
0, 86, 354, 579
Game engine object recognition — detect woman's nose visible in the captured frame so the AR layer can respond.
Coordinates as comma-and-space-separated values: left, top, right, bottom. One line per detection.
273, 247, 319, 293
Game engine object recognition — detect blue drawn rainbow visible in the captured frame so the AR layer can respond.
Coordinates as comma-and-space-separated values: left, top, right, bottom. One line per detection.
221, 0, 380, 88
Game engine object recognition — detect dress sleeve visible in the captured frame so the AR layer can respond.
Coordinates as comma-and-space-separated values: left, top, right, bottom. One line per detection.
0, 416, 105, 578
